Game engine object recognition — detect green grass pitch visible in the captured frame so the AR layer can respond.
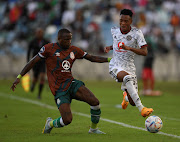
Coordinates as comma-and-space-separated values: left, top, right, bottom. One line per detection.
0, 79, 180, 142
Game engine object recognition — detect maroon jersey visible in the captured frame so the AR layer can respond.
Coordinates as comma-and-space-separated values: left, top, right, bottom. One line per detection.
38, 42, 87, 96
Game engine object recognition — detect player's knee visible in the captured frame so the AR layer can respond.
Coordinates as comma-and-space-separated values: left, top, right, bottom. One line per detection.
91, 98, 100, 106
123, 75, 133, 85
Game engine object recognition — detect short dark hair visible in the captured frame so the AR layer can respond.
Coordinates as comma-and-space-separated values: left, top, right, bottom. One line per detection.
120, 9, 133, 17
58, 28, 71, 38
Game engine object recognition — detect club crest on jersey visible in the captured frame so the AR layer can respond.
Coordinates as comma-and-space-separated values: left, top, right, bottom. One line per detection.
40, 46, 45, 53
126, 35, 132, 41
55, 52, 60, 56
70, 52, 75, 60
62, 60, 70, 72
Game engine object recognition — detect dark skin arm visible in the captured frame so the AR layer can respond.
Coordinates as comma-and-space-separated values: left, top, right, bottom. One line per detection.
121, 44, 148, 56
10, 55, 42, 91
84, 54, 108, 63
104, 45, 148, 56
27, 41, 33, 62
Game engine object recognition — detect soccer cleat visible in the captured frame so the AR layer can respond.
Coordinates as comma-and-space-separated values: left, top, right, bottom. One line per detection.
121, 91, 129, 109
88, 128, 106, 134
141, 107, 154, 117
42, 117, 53, 134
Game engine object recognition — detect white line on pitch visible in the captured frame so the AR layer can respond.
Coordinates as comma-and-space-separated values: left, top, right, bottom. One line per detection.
115, 104, 180, 121
0, 92, 180, 139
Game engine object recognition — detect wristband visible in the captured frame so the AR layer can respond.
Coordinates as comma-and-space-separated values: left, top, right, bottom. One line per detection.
17, 74, 22, 79
107, 57, 112, 62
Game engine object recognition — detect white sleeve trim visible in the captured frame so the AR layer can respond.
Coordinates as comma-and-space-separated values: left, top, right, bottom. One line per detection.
83, 52, 88, 57
38, 53, 45, 58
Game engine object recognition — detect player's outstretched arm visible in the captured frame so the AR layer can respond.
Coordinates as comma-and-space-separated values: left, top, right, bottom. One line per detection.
84, 54, 111, 63
10, 55, 42, 91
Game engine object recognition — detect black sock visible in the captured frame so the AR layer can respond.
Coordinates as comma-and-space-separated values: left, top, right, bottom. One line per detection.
31, 84, 35, 92
38, 84, 44, 98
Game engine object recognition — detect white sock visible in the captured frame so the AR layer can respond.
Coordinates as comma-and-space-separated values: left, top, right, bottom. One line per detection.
123, 75, 144, 112
60, 117, 65, 126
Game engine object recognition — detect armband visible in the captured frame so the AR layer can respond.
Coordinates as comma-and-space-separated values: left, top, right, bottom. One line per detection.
107, 57, 112, 62
17, 74, 22, 79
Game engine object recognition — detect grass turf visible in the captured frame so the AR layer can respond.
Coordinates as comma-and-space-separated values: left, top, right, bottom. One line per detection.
0, 79, 180, 142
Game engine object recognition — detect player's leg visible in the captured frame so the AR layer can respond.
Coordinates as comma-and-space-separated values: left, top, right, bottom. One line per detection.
42, 103, 72, 134
118, 71, 153, 117
51, 103, 72, 128
118, 71, 143, 110
30, 66, 39, 92
121, 89, 135, 109
142, 68, 149, 94
38, 62, 46, 99
149, 68, 154, 91
109, 68, 130, 109
42, 92, 73, 134
74, 85, 105, 134
38, 72, 45, 99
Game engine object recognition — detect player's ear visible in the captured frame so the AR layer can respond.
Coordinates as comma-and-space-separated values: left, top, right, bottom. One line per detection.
130, 18, 132, 24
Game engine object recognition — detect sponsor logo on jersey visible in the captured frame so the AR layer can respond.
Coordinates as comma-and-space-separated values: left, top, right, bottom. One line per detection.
116, 42, 127, 52
126, 35, 132, 41
62, 60, 70, 72
70, 52, 75, 60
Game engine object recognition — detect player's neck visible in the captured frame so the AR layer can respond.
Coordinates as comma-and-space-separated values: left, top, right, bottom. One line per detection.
120, 26, 131, 34
56, 42, 69, 50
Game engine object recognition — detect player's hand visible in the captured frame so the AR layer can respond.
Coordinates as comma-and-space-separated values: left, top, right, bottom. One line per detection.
104, 46, 111, 53
10, 78, 20, 91
121, 44, 130, 50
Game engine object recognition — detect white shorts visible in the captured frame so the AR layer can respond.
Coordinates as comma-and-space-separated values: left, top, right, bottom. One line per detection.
109, 66, 138, 92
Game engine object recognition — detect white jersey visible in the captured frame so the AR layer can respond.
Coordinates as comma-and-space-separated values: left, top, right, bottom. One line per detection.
109, 26, 147, 77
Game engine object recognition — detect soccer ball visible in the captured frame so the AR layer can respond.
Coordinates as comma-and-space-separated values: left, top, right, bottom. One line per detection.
145, 115, 163, 133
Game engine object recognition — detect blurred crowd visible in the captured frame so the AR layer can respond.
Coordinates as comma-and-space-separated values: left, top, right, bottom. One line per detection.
0, 0, 180, 56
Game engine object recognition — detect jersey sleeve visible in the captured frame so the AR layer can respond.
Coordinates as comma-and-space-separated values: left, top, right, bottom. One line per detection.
136, 29, 147, 48
111, 26, 118, 36
75, 46, 87, 59
38, 44, 50, 58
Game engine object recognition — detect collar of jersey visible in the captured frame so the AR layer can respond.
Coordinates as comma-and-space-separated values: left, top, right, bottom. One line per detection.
120, 26, 131, 34
56, 42, 69, 51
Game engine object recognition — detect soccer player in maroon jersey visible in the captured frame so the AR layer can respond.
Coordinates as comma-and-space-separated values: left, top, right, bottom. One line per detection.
11, 28, 111, 134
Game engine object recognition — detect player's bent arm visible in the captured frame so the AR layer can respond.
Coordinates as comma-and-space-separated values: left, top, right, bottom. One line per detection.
84, 54, 109, 63
10, 55, 42, 91
20, 55, 42, 76
123, 45, 148, 56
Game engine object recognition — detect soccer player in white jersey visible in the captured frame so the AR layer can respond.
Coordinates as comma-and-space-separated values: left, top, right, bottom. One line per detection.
104, 9, 153, 117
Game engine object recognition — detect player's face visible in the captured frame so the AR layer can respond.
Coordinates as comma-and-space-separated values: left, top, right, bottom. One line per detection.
36, 29, 44, 39
119, 15, 132, 32
58, 33, 72, 49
